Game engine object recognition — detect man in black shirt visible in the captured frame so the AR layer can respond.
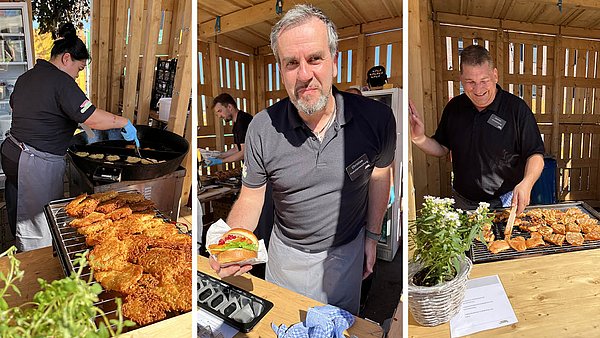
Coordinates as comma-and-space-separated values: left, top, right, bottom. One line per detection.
205, 93, 252, 166
410, 45, 544, 214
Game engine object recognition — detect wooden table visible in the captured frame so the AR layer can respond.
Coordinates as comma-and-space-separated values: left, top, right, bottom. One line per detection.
0, 246, 191, 337
408, 249, 600, 337
198, 256, 384, 337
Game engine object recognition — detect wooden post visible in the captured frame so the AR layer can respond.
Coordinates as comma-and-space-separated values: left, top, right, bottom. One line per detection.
122, 0, 144, 121
356, 33, 367, 87
552, 35, 563, 200
137, 0, 162, 124
109, 0, 128, 115
248, 54, 258, 114
168, 0, 192, 135
256, 54, 266, 111
96, 1, 111, 110
496, 28, 505, 86
180, 108, 193, 209
90, 0, 100, 105
209, 41, 224, 160
169, 0, 185, 57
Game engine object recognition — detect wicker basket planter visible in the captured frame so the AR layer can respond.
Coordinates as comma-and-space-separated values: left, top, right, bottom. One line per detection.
408, 256, 473, 327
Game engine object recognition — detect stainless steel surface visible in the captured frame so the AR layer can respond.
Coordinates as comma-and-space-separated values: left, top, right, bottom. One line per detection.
470, 201, 600, 264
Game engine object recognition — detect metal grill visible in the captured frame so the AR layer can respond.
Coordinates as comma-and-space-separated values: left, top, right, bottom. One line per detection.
469, 201, 600, 264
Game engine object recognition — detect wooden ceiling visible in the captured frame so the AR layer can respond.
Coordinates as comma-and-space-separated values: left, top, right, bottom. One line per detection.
432, 0, 600, 30
198, 0, 402, 53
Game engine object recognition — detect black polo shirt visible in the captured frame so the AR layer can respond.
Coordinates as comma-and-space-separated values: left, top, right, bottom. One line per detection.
432, 85, 544, 202
10, 59, 96, 155
232, 110, 252, 151
243, 87, 396, 251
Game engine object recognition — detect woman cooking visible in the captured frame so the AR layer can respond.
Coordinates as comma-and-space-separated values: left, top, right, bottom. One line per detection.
0, 23, 140, 252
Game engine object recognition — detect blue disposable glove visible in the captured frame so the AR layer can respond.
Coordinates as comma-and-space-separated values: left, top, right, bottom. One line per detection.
388, 184, 396, 207
205, 157, 223, 166
121, 120, 140, 148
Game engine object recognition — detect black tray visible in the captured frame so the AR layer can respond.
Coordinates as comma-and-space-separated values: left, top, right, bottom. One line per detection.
198, 271, 273, 333
469, 201, 600, 264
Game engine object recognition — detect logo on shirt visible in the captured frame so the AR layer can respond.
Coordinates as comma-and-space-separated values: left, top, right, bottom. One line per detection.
79, 99, 92, 114
242, 162, 247, 179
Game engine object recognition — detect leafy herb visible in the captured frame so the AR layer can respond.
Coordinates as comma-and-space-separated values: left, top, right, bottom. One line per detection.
409, 196, 492, 287
0, 246, 135, 337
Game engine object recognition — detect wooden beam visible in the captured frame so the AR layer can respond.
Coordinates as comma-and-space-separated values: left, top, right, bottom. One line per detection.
169, 0, 184, 57
90, 0, 99, 105
202, 35, 254, 55
137, 0, 162, 124
355, 33, 367, 87
168, 0, 192, 135
552, 35, 562, 170
522, 0, 600, 10
208, 41, 224, 169
248, 54, 257, 114
97, 1, 111, 110
256, 54, 266, 111
122, 0, 144, 121
109, 0, 128, 114
180, 107, 193, 209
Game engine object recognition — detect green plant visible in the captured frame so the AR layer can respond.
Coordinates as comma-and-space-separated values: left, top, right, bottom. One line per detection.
409, 196, 492, 287
32, 1, 91, 37
0, 246, 135, 337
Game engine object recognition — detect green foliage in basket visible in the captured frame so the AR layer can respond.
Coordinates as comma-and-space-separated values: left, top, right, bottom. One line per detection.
409, 196, 492, 287
0, 246, 135, 337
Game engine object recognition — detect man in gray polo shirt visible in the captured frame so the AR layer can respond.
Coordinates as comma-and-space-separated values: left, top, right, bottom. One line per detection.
209, 4, 396, 315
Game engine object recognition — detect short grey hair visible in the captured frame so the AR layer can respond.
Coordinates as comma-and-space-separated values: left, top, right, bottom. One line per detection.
270, 4, 338, 64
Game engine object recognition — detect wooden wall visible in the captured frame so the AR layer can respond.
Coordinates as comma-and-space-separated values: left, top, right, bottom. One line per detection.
90, 0, 193, 207
411, 8, 600, 212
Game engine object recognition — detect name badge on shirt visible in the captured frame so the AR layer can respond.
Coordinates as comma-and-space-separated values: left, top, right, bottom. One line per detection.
487, 114, 506, 130
346, 154, 371, 181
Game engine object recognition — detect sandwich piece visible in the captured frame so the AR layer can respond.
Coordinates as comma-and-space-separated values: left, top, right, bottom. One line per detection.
208, 228, 259, 264
508, 236, 527, 252
565, 232, 585, 246
489, 240, 511, 254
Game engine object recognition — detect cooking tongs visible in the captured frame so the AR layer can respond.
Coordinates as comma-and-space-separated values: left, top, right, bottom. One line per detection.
505, 205, 517, 239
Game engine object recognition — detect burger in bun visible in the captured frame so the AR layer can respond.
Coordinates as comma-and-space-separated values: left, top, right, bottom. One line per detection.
208, 228, 258, 264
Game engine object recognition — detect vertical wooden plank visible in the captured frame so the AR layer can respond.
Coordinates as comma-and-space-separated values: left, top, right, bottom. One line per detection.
162, 10, 173, 55
340, 50, 347, 86
110, 0, 128, 114
496, 28, 504, 86
96, 1, 111, 110
256, 54, 265, 111
167, 0, 191, 135
209, 41, 224, 167
137, 0, 162, 124
392, 41, 402, 85
180, 106, 193, 208
122, 0, 144, 121
452, 37, 459, 72
356, 34, 366, 86
90, 0, 100, 104
169, 0, 185, 57
248, 54, 257, 114
552, 37, 563, 199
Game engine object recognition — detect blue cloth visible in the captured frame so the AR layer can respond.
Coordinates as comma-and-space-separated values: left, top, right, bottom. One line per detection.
499, 190, 513, 208
205, 157, 223, 166
388, 184, 395, 207
120, 120, 140, 148
271, 305, 355, 338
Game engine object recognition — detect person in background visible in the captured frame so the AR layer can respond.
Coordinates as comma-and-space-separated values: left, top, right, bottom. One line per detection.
204, 93, 253, 166
409, 45, 544, 214
0, 23, 139, 252
210, 4, 396, 315
345, 85, 362, 96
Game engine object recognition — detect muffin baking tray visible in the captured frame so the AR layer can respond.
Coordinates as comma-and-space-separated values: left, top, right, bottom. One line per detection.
198, 271, 273, 332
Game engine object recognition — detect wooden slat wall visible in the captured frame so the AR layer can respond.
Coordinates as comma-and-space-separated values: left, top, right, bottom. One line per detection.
422, 20, 600, 204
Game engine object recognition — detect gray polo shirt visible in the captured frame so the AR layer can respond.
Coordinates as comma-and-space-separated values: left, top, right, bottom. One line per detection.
243, 88, 396, 252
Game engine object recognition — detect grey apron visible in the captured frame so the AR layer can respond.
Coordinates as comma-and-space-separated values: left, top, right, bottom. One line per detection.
9, 134, 65, 251
265, 227, 365, 315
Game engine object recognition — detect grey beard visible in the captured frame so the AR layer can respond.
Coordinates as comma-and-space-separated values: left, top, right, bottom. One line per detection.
293, 92, 329, 116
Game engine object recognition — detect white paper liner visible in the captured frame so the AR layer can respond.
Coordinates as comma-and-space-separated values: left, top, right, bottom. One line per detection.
205, 219, 268, 267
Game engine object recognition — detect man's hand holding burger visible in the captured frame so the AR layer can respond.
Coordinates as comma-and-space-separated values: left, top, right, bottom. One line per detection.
208, 228, 258, 277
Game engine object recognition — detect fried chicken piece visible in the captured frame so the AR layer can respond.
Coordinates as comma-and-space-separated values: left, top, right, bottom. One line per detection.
90, 191, 119, 203
544, 233, 566, 246
508, 236, 527, 252
138, 248, 188, 276
489, 240, 511, 254
95, 198, 126, 213
154, 267, 192, 312
85, 225, 119, 246
77, 219, 113, 236
565, 223, 582, 233
65, 193, 87, 212
141, 220, 179, 239
518, 221, 539, 232
116, 192, 146, 204
106, 207, 132, 221
584, 231, 600, 240
526, 232, 545, 248
566, 232, 585, 246
566, 208, 583, 215
122, 290, 169, 325
66, 197, 100, 218
88, 237, 131, 271
128, 199, 156, 212
494, 210, 510, 223
94, 263, 143, 293
538, 225, 553, 237
550, 223, 566, 235
68, 211, 106, 228
580, 222, 600, 234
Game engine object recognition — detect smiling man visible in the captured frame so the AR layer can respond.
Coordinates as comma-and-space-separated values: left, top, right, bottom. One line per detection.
209, 4, 396, 314
409, 45, 544, 214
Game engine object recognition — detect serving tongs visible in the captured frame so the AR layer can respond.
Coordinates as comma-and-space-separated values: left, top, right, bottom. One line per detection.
504, 205, 517, 239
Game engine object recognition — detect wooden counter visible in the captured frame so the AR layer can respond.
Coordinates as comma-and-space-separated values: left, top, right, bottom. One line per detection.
198, 256, 384, 337
0, 246, 191, 337
408, 249, 600, 337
